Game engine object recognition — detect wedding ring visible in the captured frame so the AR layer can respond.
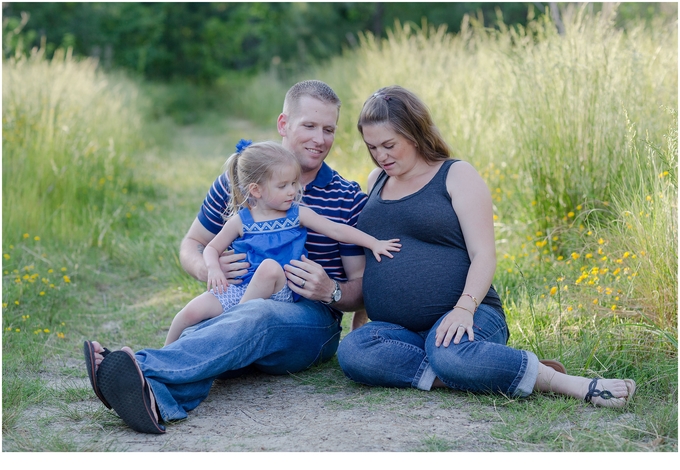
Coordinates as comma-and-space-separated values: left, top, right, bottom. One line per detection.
458, 324, 465, 329
300, 279, 306, 288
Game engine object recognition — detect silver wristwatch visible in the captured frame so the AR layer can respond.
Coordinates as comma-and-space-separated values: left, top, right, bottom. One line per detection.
322, 280, 342, 305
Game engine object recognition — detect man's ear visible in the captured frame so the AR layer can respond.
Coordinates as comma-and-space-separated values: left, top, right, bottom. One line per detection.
277, 113, 288, 137
248, 183, 262, 199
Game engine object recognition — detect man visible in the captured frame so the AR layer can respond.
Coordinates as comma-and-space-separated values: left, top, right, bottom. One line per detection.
83, 80, 368, 434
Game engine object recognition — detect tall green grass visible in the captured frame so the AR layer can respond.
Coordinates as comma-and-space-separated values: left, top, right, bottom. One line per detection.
307, 8, 677, 332
2, 45, 149, 248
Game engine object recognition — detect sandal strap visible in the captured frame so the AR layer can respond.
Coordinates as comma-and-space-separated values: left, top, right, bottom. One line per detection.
584, 378, 615, 402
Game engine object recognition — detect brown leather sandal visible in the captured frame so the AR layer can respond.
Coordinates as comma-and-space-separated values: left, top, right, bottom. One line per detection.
539, 359, 567, 374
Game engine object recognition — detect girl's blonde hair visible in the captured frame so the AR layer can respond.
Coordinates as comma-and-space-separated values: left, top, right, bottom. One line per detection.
357, 85, 452, 165
224, 141, 302, 219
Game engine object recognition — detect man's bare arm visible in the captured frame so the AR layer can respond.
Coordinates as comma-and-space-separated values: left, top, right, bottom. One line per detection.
333, 254, 365, 312
179, 218, 248, 282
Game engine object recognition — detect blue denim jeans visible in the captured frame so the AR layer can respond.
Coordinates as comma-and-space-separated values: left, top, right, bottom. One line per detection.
337, 304, 538, 397
135, 298, 341, 421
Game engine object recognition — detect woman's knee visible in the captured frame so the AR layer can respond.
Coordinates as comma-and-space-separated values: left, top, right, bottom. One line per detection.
336, 329, 365, 369
338, 325, 383, 375
425, 340, 469, 381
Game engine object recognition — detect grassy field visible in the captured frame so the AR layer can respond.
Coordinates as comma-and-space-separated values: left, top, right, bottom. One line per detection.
2, 8, 677, 451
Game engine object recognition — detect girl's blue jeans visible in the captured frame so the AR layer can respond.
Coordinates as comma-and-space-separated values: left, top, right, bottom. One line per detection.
135, 298, 341, 422
337, 304, 538, 397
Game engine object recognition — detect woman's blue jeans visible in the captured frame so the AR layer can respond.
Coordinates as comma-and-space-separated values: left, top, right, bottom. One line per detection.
134, 298, 341, 421
337, 304, 538, 397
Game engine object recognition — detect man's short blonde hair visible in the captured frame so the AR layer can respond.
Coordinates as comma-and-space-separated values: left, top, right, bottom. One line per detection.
282, 80, 341, 117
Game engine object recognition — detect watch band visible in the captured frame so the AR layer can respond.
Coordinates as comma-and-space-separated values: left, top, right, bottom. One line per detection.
322, 280, 341, 305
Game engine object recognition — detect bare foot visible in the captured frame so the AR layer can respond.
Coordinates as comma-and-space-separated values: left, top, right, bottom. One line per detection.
90, 341, 107, 368
581, 378, 636, 408
535, 363, 635, 408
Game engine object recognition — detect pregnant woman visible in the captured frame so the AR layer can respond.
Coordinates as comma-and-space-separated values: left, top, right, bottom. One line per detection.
337, 85, 635, 407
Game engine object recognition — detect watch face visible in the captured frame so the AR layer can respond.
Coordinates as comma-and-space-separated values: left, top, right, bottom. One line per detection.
330, 281, 341, 302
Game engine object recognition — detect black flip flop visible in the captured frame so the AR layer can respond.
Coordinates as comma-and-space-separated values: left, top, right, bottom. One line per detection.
97, 350, 166, 434
83, 340, 112, 409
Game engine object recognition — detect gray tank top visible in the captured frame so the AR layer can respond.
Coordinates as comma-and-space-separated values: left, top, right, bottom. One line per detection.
357, 159, 504, 331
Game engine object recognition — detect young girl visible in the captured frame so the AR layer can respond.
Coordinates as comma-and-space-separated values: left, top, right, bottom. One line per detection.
165, 140, 401, 345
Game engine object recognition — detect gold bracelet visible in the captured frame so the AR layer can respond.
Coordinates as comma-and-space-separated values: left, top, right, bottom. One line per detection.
461, 293, 479, 311
453, 305, 475, 316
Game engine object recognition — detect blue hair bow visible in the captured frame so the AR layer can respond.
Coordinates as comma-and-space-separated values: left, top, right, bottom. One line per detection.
235, 139, 253, 154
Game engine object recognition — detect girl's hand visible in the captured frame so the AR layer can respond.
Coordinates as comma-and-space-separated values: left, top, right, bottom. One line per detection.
207, 269, 229, 294
371, 239, 401, 262
435, 307, 475, 347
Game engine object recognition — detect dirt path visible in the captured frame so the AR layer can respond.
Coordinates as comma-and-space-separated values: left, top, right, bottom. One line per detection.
17, 363, 512, 452
144, 377, 498, 452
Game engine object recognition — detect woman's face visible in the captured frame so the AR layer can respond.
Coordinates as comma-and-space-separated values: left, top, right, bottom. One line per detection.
361, 123, 420, 177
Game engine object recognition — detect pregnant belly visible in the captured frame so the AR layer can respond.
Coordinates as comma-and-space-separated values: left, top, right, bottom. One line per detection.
362, 246, 468, 332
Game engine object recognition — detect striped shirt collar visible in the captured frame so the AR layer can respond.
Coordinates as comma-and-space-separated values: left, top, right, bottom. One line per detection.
305, 162, 333, 190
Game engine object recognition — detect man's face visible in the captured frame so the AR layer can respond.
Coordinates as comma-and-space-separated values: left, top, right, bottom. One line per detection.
278, 96, 338, 174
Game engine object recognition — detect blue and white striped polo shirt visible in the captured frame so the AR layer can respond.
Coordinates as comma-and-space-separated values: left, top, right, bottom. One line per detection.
197, 162, 368, 281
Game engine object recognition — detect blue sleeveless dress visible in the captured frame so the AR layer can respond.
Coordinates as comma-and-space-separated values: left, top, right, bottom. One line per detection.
211, 203, 308, 312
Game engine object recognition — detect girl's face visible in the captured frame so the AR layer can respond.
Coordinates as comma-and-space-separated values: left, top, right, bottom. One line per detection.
361, 123, 420, 177
255, 164, 301, 213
